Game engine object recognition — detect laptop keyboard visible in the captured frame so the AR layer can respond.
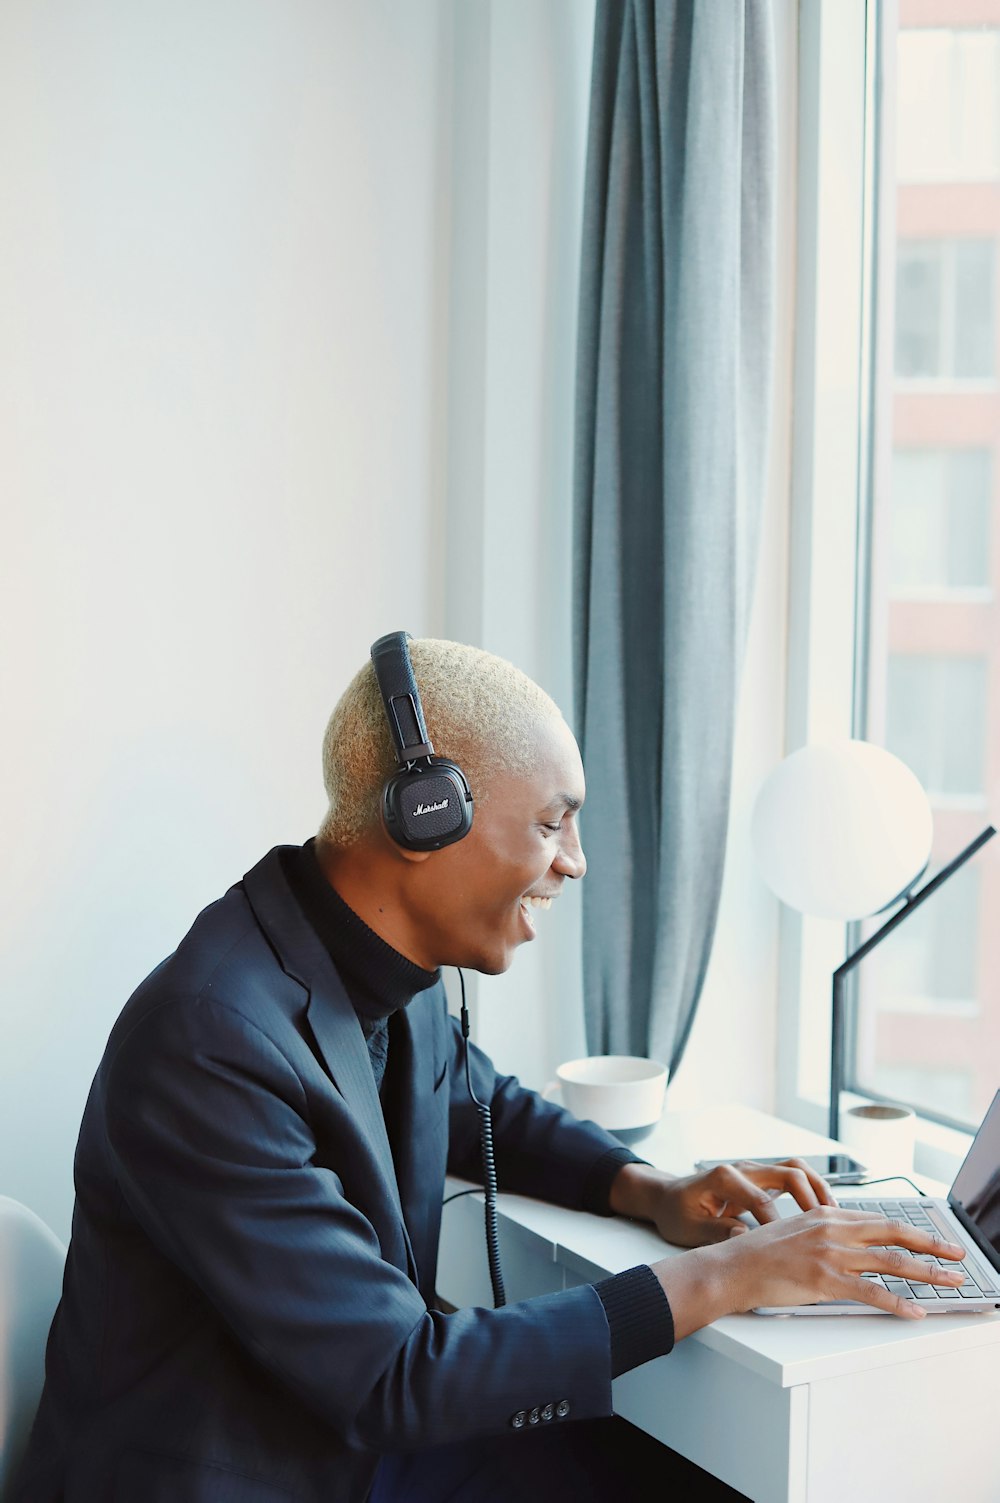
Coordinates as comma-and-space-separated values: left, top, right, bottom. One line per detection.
836, 1198, 998, 1300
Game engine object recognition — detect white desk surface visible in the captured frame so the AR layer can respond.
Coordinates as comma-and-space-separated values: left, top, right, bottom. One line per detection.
443, 1102, 1000, 1389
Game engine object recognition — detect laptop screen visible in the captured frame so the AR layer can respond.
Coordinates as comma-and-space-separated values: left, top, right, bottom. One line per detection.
950, 1089, 1000, 1258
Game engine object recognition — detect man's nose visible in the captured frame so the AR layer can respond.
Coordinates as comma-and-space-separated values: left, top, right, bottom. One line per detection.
554, 827, 586, 880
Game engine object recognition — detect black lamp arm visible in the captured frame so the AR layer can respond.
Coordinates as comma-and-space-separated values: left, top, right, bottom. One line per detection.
828, 823, 996, 1142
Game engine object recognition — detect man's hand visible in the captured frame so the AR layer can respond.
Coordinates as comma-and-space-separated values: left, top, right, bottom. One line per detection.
609, 1158, 837, 1247
649, 1206, 968, 1339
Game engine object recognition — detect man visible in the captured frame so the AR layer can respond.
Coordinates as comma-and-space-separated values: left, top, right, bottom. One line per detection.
15, 637, 966, 1502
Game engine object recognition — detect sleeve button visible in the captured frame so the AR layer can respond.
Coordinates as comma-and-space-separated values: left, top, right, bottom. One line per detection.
510, 1410, 527, 1430
528, 1407, 540, 1425
541, 1403, 554, 1422
556, 1399, 570, 1419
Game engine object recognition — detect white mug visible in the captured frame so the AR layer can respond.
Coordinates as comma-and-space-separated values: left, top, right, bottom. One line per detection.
542, 1055, 667, 1132
840, 1102, 916, 1179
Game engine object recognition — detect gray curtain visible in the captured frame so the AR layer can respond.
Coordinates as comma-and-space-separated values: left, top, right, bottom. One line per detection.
572, 0, 775, 1075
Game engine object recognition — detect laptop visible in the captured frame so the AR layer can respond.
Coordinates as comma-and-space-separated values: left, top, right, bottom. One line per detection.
754, 1088, 1000, 1315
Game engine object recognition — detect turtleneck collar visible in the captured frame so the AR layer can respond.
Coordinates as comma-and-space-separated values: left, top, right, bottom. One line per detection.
280, 838, 440, 1024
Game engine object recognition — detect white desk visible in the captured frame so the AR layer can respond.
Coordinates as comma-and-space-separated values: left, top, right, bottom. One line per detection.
436, 1104, 1000, 1503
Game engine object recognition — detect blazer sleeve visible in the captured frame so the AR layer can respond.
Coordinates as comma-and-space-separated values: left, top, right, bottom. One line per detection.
444, 1017, 643, 1209
103, 994, 614, 1453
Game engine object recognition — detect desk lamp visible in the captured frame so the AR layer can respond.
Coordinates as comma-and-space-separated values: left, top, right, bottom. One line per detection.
751, 739, 996, 1140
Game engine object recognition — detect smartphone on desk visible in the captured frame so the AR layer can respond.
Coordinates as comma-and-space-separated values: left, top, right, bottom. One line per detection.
693, 1152, 868, 1185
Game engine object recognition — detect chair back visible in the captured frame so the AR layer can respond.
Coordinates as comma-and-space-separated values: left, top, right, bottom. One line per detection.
0, 1197, 66, 1501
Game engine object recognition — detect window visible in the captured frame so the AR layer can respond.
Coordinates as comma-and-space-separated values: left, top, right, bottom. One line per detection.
781, 1, 1000, 1159
855, 6, 1000, 1134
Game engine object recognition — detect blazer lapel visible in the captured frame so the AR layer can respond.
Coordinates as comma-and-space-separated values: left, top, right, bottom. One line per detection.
389, 983, 451, 1295
303, 975, 406, 1228
242, 848, 412, 1262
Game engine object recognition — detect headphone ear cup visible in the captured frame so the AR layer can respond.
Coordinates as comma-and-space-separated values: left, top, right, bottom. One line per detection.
383, 760, 473, 851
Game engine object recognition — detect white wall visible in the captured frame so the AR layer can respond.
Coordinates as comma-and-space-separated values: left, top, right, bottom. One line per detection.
0, 0, 452, 1240
0, 0, 798, 1243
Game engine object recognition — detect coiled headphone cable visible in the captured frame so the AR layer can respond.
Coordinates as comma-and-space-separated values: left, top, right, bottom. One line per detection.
457, 967, 506, 1308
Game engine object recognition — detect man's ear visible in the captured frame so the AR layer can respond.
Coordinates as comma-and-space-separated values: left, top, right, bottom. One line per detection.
377, 814, 433, 864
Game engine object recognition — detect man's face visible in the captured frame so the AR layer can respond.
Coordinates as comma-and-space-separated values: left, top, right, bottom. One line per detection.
410, 715, 586, 974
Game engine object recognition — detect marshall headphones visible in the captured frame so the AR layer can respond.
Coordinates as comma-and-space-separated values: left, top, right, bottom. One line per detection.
370, 631, 474, 852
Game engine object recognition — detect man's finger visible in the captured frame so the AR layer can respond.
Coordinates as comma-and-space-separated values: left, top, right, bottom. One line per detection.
714, 1167, 781, 1224
735, 1162, 821, 1211
846, 1274, 926, 1319
772, 1166, 821, 1212
852, 1217, 966, 1261
780, 1157, 837, 1207
866, 1250, 965, 1286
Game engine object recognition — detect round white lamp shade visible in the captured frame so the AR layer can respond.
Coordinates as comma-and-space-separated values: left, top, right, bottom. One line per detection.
751, 740, 934, 921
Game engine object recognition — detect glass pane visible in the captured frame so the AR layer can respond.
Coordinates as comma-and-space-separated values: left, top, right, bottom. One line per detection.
890, 450, 945, 591
853, 849, 990, 1133
873, 1066, 975, 1124
952, 31, 1000, 176
947, 450, 993, 583
890, 448, 992, 591
866, 864, 980, 1003
896, 31, 959, 182
851, 9, 1000, 1133
953, 239, 995, 378
885, 654, 987, 796
895, 241, 942, 377
897, 30, 1000, 182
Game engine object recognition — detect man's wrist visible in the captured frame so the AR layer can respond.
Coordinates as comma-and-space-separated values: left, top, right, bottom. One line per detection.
608, 1161, 675, 1222
650, 1244, 736, 1342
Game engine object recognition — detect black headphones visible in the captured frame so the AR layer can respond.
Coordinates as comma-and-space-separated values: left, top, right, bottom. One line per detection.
370, 632, 474, 852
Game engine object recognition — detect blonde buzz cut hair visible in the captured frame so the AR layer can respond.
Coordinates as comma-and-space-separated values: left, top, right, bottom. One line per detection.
318, 638, 566, 848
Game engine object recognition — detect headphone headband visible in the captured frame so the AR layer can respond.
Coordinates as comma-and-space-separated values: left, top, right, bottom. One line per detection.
370, 631, 434, 764
369, 631, 474, 852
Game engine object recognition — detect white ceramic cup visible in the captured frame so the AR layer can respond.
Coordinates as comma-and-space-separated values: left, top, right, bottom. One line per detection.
542, 1055, 667, 1132
840, 1102, 916, 1179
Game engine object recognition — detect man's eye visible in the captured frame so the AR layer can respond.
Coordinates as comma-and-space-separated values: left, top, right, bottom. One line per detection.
542, 822, 561, 832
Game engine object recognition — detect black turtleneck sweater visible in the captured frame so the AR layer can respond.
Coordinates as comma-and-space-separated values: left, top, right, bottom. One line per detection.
282, 839, 675, 1377
282, 839, 440, 1094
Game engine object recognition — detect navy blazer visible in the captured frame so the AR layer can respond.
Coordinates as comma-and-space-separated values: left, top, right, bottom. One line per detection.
14, 847, 625, 1502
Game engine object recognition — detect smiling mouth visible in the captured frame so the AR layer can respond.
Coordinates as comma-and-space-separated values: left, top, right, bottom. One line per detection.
518, 894, 553, 937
